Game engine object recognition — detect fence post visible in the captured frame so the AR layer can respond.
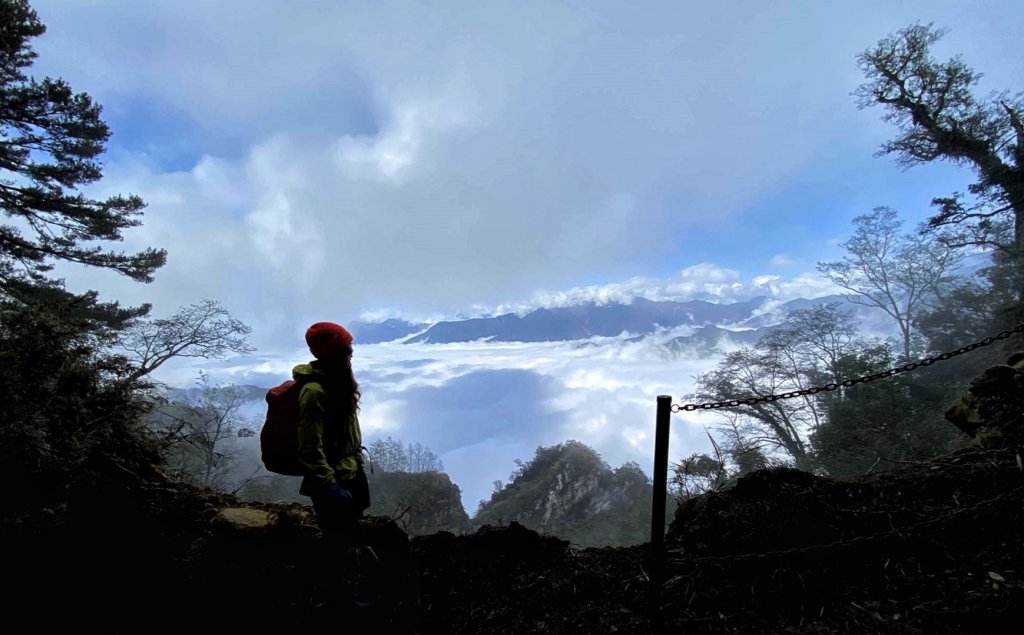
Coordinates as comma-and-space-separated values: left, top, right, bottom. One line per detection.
649, 395, 672, 620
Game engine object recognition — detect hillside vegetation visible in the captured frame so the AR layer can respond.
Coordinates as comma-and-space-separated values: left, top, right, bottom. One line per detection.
475, 440, 660, 547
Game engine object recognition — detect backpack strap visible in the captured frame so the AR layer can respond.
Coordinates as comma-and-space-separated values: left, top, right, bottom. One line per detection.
344, 445, 372, 474
359, 445, 373, 475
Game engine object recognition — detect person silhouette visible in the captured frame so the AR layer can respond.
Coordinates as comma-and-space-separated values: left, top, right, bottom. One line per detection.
294, 322, 370, 544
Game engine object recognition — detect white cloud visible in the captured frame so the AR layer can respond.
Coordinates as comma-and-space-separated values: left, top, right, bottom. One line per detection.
476, 263, 842, 319
34, 0, 922, 328
489, 263, 747, 314
163, 332, 724, 513
32, 0, 1024, 345
663, 263, 747, 299
769, 254, 797, 267
751, 272, 845, 301
334, 96, 474, 182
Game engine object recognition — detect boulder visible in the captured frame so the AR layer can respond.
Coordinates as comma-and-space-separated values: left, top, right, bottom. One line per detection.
211, 507, 275, 531
945, 351, 1024, 440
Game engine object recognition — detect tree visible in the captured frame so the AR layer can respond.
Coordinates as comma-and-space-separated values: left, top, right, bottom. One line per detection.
117, 299, 254, 383
812, 343, 966, 477
406, 441, 444, 472
0, 297, 160, 512
366, 436, 444, 473
692, 346, 815, 467
817, 207, 960, 359
367, 436, 404, 472
856, 23, 1023, 287
145, 374, 258, 489
689, 304, 866, 469
475, 441, 655, 547
0, 0, 165, 315
768, 302, 866, 384
917, 249, 1023, 355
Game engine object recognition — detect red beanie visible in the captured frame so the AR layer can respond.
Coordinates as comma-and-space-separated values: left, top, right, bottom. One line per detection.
305, 322, 353, 359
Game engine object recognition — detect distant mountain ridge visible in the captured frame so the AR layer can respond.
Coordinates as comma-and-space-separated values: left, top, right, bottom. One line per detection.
349, 295, 858, 345
348, 318, 431, 344
663, 324, 765, 359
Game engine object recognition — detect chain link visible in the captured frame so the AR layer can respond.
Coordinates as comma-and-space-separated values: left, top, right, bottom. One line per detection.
671, 323, 1024, 414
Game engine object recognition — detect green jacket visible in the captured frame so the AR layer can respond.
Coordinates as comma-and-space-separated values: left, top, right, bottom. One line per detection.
294, 361, 362, 495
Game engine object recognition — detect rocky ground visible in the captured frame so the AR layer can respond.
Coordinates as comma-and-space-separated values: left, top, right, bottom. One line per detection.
6, 354, 1024, 633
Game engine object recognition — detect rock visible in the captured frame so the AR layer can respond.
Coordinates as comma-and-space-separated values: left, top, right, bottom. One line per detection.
211, 507, 275, 531
945, 351, 1024, 440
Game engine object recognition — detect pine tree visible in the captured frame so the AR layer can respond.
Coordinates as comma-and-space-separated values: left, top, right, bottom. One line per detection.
0, 0, 165, 323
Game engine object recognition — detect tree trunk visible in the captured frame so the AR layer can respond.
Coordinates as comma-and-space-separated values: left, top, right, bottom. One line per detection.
1010, 187, 1024, 306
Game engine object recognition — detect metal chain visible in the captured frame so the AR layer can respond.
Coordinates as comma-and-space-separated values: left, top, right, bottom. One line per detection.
672, 323, 1024, 414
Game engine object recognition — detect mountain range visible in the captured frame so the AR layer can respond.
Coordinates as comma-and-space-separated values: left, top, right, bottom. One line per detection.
349, 294, 860, 345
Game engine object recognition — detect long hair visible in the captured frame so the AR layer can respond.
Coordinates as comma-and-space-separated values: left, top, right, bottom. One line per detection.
332, 344, 361, 417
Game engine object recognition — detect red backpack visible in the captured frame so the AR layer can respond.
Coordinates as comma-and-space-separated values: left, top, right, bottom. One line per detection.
260, 379, 306, 476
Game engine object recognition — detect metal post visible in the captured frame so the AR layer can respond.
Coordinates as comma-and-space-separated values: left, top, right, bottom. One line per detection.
649, 395, 672, 621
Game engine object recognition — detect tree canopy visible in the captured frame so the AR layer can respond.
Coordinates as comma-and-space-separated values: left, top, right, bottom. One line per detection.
856, 23, 1024, 263
0, 0, 165, 317
118, 299, 255, 383
816, 207, 960, 359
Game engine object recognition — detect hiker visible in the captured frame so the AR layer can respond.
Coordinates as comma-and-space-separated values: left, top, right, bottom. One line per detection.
296, 321, 371, 544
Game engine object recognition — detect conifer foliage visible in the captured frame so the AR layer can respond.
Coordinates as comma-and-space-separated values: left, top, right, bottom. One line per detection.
0, 0, 165, 309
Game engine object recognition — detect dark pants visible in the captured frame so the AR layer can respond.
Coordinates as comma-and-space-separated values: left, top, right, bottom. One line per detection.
309, 468, 371, 545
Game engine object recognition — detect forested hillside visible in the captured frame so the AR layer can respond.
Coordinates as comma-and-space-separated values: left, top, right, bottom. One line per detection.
475, 441, 660, 547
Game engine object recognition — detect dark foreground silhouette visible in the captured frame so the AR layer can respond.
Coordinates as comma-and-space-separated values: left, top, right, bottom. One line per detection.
6, 354, 1024, 633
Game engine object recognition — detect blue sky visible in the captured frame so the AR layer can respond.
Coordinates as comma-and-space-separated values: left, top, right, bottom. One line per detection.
28, 0, 1022, 347
23, 0, 1023, 511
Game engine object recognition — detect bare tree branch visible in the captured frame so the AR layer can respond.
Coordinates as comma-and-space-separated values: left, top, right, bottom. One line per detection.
817, 207, 961, 359
118, 299, 255, 382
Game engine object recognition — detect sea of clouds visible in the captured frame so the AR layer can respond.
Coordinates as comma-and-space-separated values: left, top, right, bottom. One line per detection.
156, 327, 730, 514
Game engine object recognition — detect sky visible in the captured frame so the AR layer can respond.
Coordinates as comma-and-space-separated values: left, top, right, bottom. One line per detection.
21, 1, 1024, 512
